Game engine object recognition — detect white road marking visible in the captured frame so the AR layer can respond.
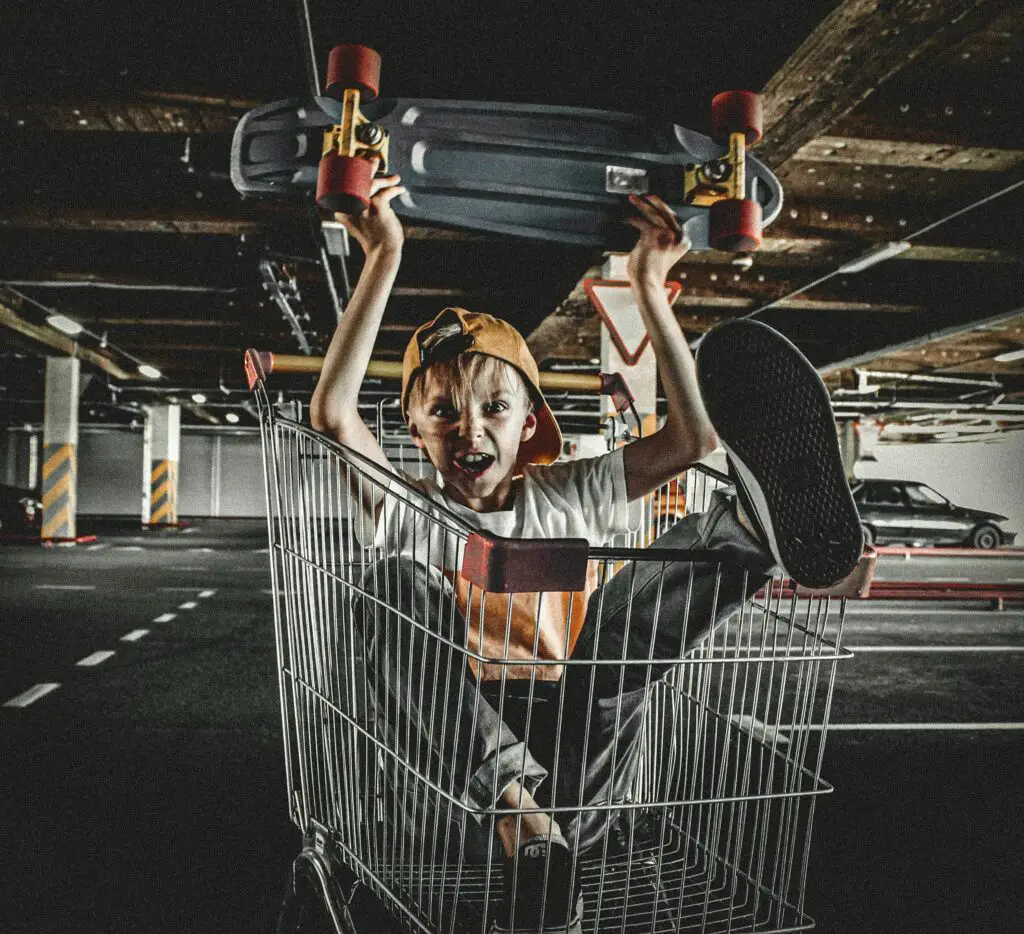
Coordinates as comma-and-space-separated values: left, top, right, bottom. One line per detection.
198, 589, 216, 598
77, 650, 116, 667
182, 528, 196, 534
159, 587, 201, 592
86, 543, 108, 551
190, 547, 214, 554
816, 722, 1024, 732
928, 577, 971, 582
253, 548, 269, 554
116, 546, 144, 552
169, 566, 208, 571
4, 683, 60, 708
120, 629, 149, 642
1006, 578, 1024, 583
33, 584, 96, 591
851, 645, 1024, 653
845, 606, 1023, 616
178, 601, 198, 610
153, 613, 177, 623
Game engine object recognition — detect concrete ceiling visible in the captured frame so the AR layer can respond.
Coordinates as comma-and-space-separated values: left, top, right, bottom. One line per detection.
1, 0, 1022, 443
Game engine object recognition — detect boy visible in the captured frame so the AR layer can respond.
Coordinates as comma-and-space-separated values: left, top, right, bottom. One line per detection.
310, 162, 863, 933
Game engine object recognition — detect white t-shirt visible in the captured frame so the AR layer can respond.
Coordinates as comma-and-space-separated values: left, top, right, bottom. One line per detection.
372, 447, 641, 681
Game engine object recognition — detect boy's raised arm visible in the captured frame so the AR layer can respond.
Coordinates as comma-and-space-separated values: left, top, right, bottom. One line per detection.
620, 193, 719, 502
309, 163, 406, 477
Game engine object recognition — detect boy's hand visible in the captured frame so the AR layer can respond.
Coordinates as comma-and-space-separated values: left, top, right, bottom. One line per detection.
624, 193, 691, 283
334, 157, 407, 256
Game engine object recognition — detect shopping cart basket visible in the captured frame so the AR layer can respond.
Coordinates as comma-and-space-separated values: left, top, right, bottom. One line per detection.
245, 351, 858, 934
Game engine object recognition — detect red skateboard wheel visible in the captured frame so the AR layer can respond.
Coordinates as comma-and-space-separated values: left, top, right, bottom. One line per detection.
316, 152, 374, 215
711, 91, 762, 145
324, 44, 381, 102
709, 198, 762, 252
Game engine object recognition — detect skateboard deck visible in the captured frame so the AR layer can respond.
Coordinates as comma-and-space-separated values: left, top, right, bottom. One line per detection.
231, 95, 783, 252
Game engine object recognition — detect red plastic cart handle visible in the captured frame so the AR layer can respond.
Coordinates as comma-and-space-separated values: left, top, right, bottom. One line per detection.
461, 532, 590, 593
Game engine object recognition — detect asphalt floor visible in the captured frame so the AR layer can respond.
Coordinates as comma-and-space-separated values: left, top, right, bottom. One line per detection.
1, 519, 1021, 933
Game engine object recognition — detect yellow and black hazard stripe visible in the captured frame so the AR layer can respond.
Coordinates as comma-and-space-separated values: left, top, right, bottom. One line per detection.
41, 442, 77, 539
150, 459, 178, 525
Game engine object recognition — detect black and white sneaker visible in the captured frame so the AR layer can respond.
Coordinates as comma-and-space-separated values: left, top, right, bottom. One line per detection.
695, 318, 863, 589
491, 832, 583, 934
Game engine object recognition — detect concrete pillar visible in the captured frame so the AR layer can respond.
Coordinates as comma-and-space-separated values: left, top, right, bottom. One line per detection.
591, 256, 665, 429
140, 414, 153, 525
41, 357, 80, 540
147, 404, 181, 526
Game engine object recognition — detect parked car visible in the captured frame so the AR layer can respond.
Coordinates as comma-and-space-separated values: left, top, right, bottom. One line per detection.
0, 484, 42, 533
850, 479, 1015, 549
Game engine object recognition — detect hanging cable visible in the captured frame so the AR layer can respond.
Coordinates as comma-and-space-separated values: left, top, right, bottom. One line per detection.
296, 0, 321, 99
740, 177, 1024, 320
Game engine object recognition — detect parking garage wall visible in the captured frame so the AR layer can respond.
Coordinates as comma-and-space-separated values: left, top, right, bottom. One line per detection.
67, 428, 266, 518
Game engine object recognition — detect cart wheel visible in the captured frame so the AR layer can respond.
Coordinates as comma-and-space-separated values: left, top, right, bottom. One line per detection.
316, 152, 375, 216
277, 853, 362, 934
709, 198, 762, 252
711, 91, 762, 146
324, 44, 381, 102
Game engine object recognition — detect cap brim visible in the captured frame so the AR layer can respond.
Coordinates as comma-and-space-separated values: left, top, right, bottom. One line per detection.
517, 398, 562, 466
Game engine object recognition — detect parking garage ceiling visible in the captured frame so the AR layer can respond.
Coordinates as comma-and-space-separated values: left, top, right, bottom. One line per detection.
1, 0, 1021, 442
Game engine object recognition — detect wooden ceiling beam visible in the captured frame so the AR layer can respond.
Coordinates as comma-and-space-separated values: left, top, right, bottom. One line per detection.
757, 0, 1014, 169
791, 136, 1024, 172
1, 92, 260, 134
0, 298, 138, 380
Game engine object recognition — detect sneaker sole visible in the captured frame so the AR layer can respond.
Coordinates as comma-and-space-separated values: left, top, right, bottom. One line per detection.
695, 318, 863, 589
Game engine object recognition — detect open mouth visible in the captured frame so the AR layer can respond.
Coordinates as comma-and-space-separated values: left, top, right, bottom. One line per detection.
453, 451, 495, 478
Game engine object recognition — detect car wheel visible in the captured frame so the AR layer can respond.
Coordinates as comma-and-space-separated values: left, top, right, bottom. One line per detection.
860, 524, 875, 547
969, 523, 1001, 549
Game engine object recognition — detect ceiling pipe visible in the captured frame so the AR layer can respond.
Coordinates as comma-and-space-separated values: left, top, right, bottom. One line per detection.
1, 280, 239, 294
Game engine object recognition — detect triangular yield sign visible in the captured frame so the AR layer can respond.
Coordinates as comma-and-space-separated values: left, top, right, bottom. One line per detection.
584, 279, 682, 366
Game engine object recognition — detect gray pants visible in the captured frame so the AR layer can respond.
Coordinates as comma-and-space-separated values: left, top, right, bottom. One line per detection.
354, 492, 775, 858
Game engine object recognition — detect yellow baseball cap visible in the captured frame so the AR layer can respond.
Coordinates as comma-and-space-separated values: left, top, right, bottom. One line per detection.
401, 307, 563, 466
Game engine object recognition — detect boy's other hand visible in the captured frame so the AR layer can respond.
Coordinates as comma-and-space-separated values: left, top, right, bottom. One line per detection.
624, 193, 691, 284
334, 157, 407, 257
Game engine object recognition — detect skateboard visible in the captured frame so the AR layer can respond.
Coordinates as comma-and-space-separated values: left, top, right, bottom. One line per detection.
230, 44, 783, 252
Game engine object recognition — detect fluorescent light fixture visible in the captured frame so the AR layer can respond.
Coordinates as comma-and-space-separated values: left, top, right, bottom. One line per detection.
993, 348, 1024, 363
137, 364, 162, 379
191, 392, 207, 404
837, 241, 911, 274
224, 412, 240, 424
46, 314, 83, 336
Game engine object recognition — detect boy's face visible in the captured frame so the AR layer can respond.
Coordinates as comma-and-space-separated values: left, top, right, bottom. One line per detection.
408, 356, 537, 512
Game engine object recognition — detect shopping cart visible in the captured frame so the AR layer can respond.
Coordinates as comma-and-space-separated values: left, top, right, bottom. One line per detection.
245, 351, 857, 934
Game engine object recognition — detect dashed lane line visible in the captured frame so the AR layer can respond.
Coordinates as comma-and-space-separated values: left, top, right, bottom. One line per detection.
153, 613, 177, 623
86, 543, 108, 551
159, 587, 202, 592
168, 566, 209, 571
178, 601, 198, 610
116, 546, 144, 552
120, 629, 149, 643
34, 584, 96, 591
198, 589, 217, 598
4, 683, 60, 708
851, 645, 1024, 653
76, 651, 116, 667
815, 722, 1024, 732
